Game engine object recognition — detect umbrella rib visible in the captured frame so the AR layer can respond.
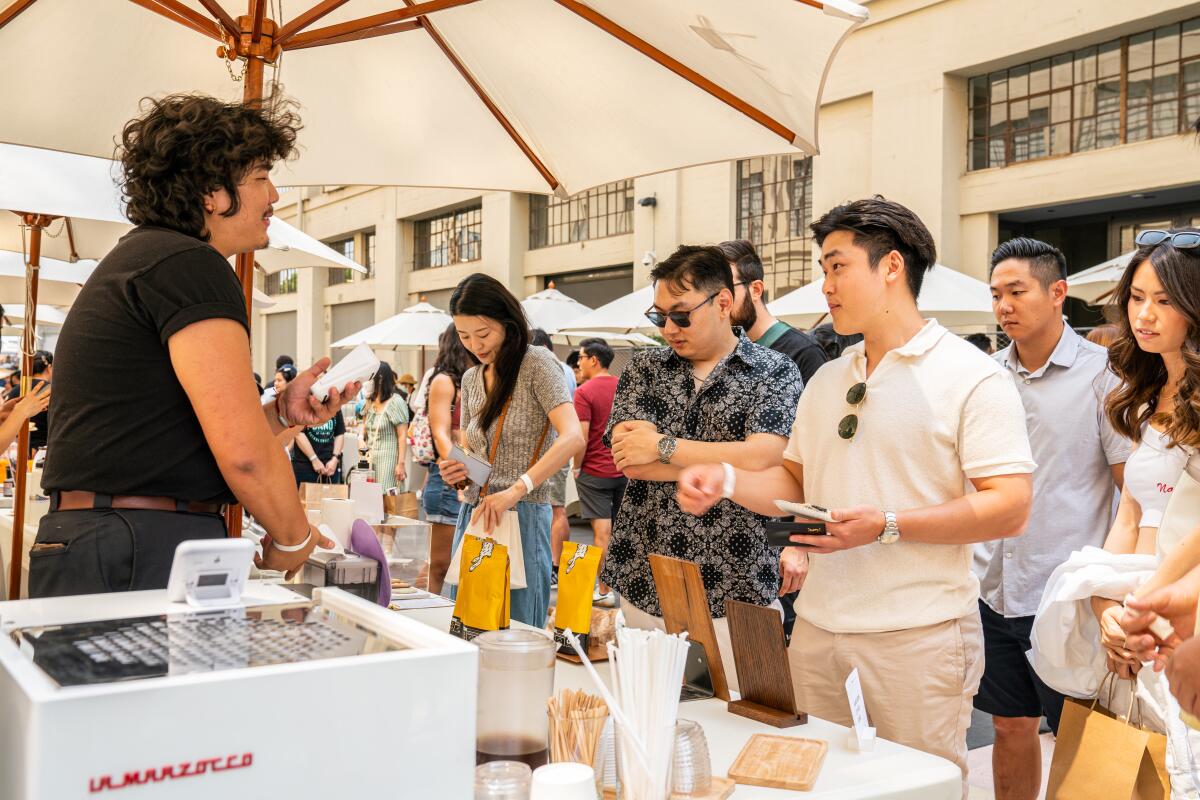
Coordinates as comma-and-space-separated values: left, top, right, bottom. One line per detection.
0, 0, 37, 30
283, 19, 420, 49
196, 0, 239, 37
125, 0, 223, 39
276, 0, 351, 45
406, 3, 561, 193
282, 0, 480, 49
553, 0, 796, 144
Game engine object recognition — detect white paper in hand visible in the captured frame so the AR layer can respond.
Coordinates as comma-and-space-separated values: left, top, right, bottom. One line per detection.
774, 500, 837, 523
310, 344, 379, 402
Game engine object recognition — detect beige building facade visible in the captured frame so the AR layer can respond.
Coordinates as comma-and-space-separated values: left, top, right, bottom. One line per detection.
256, 0, 1200, 378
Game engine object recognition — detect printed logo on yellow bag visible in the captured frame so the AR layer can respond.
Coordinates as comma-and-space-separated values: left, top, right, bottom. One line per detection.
450, 535, 510, 641
553, 542, 602, 655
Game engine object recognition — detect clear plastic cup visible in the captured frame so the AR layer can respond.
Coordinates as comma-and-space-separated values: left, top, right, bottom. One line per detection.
475, 760, 532, 800
671, 719, 712, 796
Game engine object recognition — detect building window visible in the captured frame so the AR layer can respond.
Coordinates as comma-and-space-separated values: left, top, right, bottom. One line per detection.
734, 155, 814, 300
414, 205, 482, 270
265, 268, 297, 295
529, 180, 634, 249
968, 18, 1200, 170
325, 231, 375, 286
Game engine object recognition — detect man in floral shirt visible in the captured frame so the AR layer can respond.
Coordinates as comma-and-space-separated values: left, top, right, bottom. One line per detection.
603, 245, 801, 687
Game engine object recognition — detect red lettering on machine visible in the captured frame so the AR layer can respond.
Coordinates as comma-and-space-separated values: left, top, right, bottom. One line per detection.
88, 752, 253, 793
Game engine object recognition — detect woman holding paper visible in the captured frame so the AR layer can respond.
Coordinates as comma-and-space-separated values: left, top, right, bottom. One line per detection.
439, 274, 583, 627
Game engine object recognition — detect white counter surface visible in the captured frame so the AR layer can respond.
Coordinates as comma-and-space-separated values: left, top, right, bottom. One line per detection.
401, 606, 961, 800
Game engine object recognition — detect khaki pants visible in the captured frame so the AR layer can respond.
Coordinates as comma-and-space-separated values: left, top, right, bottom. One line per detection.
788, 611, 983, 799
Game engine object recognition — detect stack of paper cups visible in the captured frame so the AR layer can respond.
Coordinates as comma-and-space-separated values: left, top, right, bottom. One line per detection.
320, 498, 357, 549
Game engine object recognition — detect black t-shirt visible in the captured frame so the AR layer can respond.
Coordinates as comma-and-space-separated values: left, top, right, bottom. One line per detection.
291, 414, 346, 465
42, 226, 249, 503
767, 326, 828, 386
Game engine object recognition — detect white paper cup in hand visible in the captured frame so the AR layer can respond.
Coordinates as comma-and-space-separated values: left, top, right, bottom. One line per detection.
530, 762, 595, 800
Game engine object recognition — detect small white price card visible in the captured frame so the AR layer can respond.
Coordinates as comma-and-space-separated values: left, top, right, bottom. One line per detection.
845, 667, 875, 751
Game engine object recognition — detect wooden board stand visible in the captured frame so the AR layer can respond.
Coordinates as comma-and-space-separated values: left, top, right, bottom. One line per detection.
649, 554, 730, 702
725, 599, 807, 727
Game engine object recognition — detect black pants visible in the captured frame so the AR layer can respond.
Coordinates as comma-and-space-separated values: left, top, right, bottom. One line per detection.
28, 509, 225, 598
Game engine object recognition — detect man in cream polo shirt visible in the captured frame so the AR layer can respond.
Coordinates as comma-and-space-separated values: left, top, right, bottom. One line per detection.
677, 197, 1035, 790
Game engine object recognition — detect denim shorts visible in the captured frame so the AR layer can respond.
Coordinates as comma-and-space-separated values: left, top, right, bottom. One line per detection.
422, 461, 463, 525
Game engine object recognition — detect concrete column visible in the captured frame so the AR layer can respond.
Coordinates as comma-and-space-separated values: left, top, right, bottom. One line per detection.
959, 212, 999, 281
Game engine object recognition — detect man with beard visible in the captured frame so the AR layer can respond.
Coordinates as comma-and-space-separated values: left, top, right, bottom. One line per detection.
719, 240, 827, 385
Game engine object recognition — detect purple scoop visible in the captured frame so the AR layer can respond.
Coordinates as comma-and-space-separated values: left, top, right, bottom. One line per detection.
349, 519, 390, 606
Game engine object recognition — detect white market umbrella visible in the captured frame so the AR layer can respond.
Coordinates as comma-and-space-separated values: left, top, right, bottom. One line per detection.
252, 288, 275, 309
331, 301, 452, 349
552, 330, 659, 347
557, 285, 657, 335
0, 250, 95, 306
522, 285, 592, 334
768, 264, 997, 329
1, 0, 867, 195
3, 305, 67, 327
1067, 252, 1133, 305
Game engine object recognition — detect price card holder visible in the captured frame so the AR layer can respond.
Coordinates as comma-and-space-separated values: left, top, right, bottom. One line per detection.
725, 599, 807, 728
844, 667, 876, 751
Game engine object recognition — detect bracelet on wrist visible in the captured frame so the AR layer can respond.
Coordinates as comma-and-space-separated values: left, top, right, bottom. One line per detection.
271, 527, 313, 553
518, 473, 535, 495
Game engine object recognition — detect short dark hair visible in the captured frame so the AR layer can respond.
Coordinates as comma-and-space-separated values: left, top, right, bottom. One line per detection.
650, 245, 734, 296
965, 333, 992, 353
275, 354, 294, 370
810, 196, 937, 299
718, 239, 764, 283
989, 237, 1066, 288
31, 350, 52, 375
119, 92, 301, 241
580, 338, 614, 368
564, 351, 580, 368
530, 328, 554, 349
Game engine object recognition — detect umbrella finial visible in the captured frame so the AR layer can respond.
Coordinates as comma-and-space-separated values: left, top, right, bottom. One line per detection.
548, 281, 556, 290
419, 295, 428, 302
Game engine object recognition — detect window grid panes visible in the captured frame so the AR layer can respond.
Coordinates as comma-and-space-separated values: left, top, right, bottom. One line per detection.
414, 205, 482, 270
969, 17, 1200, 170
529, 180, 634, 249
325, 237, 357, 286
265, 268, 297, 295
735, 155, 814, 301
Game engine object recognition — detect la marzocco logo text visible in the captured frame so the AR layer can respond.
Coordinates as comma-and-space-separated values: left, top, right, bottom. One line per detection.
88, 752, 253, 793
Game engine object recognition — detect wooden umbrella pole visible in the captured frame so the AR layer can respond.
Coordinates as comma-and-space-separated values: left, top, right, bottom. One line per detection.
9, 214, 48, 599
225, 6, 270, 539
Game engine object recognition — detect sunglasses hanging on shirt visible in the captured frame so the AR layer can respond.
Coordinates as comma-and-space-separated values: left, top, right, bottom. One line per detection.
839, 381, 866, 440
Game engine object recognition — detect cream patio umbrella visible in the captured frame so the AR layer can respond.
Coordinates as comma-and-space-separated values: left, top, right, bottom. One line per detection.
0, 251, 96, 307
521, 284, 592, 334
1, 0, 867, 336
768, 264, 998, 329
556, 284, 658, 335
1066, 252, 1133, 305
330, 301, 452, 349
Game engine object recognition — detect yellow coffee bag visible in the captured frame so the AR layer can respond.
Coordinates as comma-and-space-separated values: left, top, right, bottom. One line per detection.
553, 542, 602, 655
450, 535, 510, 641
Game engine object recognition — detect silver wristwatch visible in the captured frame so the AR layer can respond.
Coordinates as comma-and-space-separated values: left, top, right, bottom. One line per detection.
657, 435, 678, 465
878, 511, 900, 544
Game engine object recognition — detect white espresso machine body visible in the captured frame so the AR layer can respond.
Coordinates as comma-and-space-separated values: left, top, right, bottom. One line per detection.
0, 584, 476, 799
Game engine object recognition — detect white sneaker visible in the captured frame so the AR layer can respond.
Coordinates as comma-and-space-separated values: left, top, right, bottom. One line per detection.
592, 590, 616, 607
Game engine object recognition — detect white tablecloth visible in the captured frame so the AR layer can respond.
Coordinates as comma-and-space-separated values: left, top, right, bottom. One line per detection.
400, 607, 961, 799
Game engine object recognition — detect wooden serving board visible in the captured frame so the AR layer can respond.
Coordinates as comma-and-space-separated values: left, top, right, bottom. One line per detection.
728, 734, 827, 791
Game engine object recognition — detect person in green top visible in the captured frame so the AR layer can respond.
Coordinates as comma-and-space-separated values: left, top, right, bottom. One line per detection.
364, 362, 410, 492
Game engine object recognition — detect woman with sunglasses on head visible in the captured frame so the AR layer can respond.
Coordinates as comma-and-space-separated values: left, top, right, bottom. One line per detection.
437, 274, 583, 627
1086, 229, 1200, 797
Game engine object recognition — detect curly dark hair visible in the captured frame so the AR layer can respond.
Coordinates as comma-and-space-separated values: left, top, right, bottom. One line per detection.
810, 196, 937, 299
1104, 230, 1200, 448
118, 92, 301, 240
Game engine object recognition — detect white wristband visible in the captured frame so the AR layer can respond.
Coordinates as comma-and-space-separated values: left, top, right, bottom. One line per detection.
720, 462, 736, 499
518, 473, 535, 495
271, 528, 313, 553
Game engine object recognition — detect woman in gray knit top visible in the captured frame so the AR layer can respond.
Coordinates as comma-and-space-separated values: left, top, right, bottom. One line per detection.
438, 274, 583, 627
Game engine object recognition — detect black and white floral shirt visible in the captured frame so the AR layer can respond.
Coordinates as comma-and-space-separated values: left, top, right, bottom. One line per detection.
601, 331, 802, 618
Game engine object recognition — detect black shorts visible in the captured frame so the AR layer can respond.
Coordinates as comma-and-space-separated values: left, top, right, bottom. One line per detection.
575, 473, 626, 521
974, 600, 1065, 734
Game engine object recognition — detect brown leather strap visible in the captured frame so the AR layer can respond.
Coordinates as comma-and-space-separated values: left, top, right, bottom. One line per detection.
53, 490, 226, 516
479, 398, 551, 499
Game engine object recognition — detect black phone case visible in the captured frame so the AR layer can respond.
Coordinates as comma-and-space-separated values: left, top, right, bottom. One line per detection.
763, 520, 828, 547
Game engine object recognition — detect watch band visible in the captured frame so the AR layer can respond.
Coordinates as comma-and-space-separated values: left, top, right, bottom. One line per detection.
657, 435, 678, 465
878, 511, 900, 544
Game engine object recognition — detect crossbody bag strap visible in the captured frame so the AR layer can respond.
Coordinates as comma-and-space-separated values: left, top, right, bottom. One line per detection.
479, 398, 513, 498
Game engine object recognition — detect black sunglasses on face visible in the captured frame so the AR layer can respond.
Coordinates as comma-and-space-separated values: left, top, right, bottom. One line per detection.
839, 381, 866, 440
644, 290, 722, 329
1135, 230, 1200, 249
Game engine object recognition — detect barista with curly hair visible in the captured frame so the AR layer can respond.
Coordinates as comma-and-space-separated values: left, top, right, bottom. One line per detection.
32, 93, 358, 598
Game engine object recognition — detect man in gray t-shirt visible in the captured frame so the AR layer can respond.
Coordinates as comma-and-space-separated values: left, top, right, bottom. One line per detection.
977, 238, 1130, 800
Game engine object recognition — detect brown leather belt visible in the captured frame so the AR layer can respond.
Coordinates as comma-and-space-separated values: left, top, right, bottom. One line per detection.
51, 490, 227, 516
